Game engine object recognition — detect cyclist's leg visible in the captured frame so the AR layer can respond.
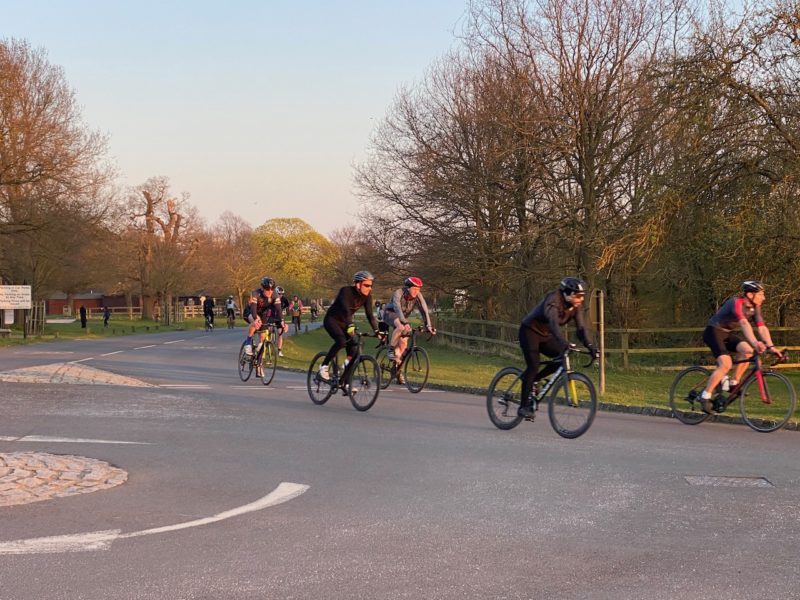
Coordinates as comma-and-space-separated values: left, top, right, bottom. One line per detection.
702, 327, 734, 394
518, 326, 542, 411
322, 320, 346, 367
732, 337, 753, 383
536, 339, 562, 381
390, 317, 404, 363
341, 334, 360, 385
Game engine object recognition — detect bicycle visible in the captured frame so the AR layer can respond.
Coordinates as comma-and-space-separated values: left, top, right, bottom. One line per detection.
375, 325, 433, 393
204, 313, 214, 332
306, 330, 382, 411
237, 323, 278, 386
226, 311, 236, 329
669, 350, 796, 433
486, 347, 598, 439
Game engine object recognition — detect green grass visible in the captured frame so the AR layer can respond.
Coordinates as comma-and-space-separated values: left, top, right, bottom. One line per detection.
0, 317, 209, 347
281, 328, 800, 424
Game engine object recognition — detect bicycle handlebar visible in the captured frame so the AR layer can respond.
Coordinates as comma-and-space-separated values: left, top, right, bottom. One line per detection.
565, 346, 598, 369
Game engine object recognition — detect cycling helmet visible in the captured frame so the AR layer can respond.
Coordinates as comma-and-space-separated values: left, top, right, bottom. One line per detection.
275, 286, 284, 295
260, 276, 275, 289
742, 280, 765, 293
228, 295, 233, 299
405, 276, 423, 288
559, 277, 587, 295
353, 270, 374, 282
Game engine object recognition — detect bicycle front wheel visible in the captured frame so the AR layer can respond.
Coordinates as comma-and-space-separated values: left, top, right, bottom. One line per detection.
375, 346, 393, 390
403, 347, 430, 393
486, 367, 524, 430
238, 341, 253, 382
739, 371, 796, 433
669, 366, 712, 425
548, 372, 597, 439
260, 341, 278, 386
348, 356, 381, 412
307, 352, 334, 405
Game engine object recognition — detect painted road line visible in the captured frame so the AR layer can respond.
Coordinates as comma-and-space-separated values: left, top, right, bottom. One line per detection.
0, 436, 18, 441
100, 350, 124, 356
15, 436, 151, 445
286, 386, 307, 390
159, 384, 211, 389
134, 345, 157, 350
163, 339, 184, 344
69, 357, 94, 363
0, 482, 309, 555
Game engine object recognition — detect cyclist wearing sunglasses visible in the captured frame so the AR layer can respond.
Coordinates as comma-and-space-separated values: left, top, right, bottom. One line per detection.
517, 277, 597, 419
382, 276, 436, 384
318, 270, 384, 388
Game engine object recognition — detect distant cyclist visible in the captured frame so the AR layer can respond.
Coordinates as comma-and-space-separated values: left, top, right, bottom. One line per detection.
243, 277, 283, 357
517, 277, 598, 419
274, 286, 289, 357
698, 280, 783, 414
225, 295, 238, 321
202, 295, 215, 329
382, 276, 436, 384
318, 271, 384, 392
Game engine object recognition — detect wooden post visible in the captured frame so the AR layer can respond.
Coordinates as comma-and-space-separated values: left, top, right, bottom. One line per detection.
621, 331, 629, 369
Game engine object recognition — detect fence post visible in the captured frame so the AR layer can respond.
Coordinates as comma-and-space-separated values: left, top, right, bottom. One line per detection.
621, 331, 629, 369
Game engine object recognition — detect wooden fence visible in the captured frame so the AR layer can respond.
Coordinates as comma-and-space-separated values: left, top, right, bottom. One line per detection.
433, 314, 800, 370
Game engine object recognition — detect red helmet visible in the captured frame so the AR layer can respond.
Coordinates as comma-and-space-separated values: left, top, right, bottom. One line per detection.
405, 276, 423, 288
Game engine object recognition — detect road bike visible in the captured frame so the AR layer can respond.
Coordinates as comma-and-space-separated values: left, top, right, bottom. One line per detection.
204, 313, 214, 332
669, 351, 796, 433
486, 347, 598, 439
375, 325, 433, 393
226, 310, 236, 329
237, 323, 278, 386
306, 330, 382, 411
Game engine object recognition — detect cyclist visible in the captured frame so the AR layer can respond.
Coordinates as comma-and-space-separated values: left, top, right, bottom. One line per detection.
698, 280, 784, 414
318, 271, 384, 393
202, 295, 215, 329
517, 277, 598, 419
225, 295, 238, 323
382, 276, 436, 384
274, 286, 289, 357
290, 295, 304, 334
243, 277, 283, 366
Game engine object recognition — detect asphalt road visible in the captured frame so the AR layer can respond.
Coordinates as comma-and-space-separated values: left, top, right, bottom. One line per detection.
1, 327, 799, 599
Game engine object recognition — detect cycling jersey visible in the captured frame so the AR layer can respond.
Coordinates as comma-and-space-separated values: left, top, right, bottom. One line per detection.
521, 289, 591, 351
249, 288, 283, 324
383, 288, 432, 327
325, 285, 379, 331
707, 296, 765, 332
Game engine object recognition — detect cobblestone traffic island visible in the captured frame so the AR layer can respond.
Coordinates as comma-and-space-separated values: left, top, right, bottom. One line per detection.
0, 452, 127, 507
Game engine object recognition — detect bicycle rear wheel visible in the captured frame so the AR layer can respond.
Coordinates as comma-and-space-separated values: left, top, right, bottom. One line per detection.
238, 341, 253, 382
548, 372, 597, 439
348, 356, 381, 412
307, 352, 334, 405
260, 341, 278, 386
403, 347, 430, 393
739, 371, 796, 433
486, 367, 524, 430
375, 346, 394, 390
669, 366, 712, 425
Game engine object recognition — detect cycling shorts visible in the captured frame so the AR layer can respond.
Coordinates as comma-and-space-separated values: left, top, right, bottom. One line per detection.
703, 325, 742, 358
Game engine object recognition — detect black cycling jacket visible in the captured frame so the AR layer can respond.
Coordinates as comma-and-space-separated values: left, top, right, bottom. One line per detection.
325, 285, 379, 331
521, 289, 592, 351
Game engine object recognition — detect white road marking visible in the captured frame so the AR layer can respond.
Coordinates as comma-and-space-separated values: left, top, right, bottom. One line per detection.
134, 345, 156, 350
100, 350, 124, 356
286, 386, 307, 390
163, 339, 184, 344
0, 436, 17, 441
159, 384, 211, 389
0, 482, 309, 555
14, 435, 151, 445
69, 357, 94, 363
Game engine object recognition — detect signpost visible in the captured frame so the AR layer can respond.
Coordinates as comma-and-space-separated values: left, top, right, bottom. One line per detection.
0, 285, 32, 337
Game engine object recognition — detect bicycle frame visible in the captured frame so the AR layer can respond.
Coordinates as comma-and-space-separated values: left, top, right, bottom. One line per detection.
532, 351, 586, 406
716, 353, 778, 410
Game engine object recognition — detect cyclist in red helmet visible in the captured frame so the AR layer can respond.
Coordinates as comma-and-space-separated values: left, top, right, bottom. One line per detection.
382, 276, 436, 384
698, 281, 783, 413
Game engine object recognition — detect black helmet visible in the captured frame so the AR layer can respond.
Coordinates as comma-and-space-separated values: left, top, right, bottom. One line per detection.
559, 277, 587, 295
353, 270, 374, 283
260, 276, 275, 289
275, 286, 284, 295
742, 280, 764, 293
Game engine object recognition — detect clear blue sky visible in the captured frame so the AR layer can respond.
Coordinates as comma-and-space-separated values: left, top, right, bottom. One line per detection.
5, 1, 470, 235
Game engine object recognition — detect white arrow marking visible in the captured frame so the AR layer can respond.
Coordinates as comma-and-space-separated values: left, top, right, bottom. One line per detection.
0, 482, 309, 555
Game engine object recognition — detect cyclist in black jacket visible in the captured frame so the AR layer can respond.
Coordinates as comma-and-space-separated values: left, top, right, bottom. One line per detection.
518, 277, 598, 418
318, 271, 384, 390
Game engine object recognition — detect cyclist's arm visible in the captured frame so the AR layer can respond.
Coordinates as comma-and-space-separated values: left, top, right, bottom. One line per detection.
364, 294, 380, 332
738, 318, 763, 351
415, 293, 433, 329
544, 303, 570, 351
573, 307, 593, 349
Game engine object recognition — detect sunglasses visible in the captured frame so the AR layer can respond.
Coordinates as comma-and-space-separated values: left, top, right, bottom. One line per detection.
360, 282, 373, 288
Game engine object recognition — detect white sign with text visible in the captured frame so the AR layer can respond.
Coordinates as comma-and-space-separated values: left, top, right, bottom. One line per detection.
0, 286, 32, 309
